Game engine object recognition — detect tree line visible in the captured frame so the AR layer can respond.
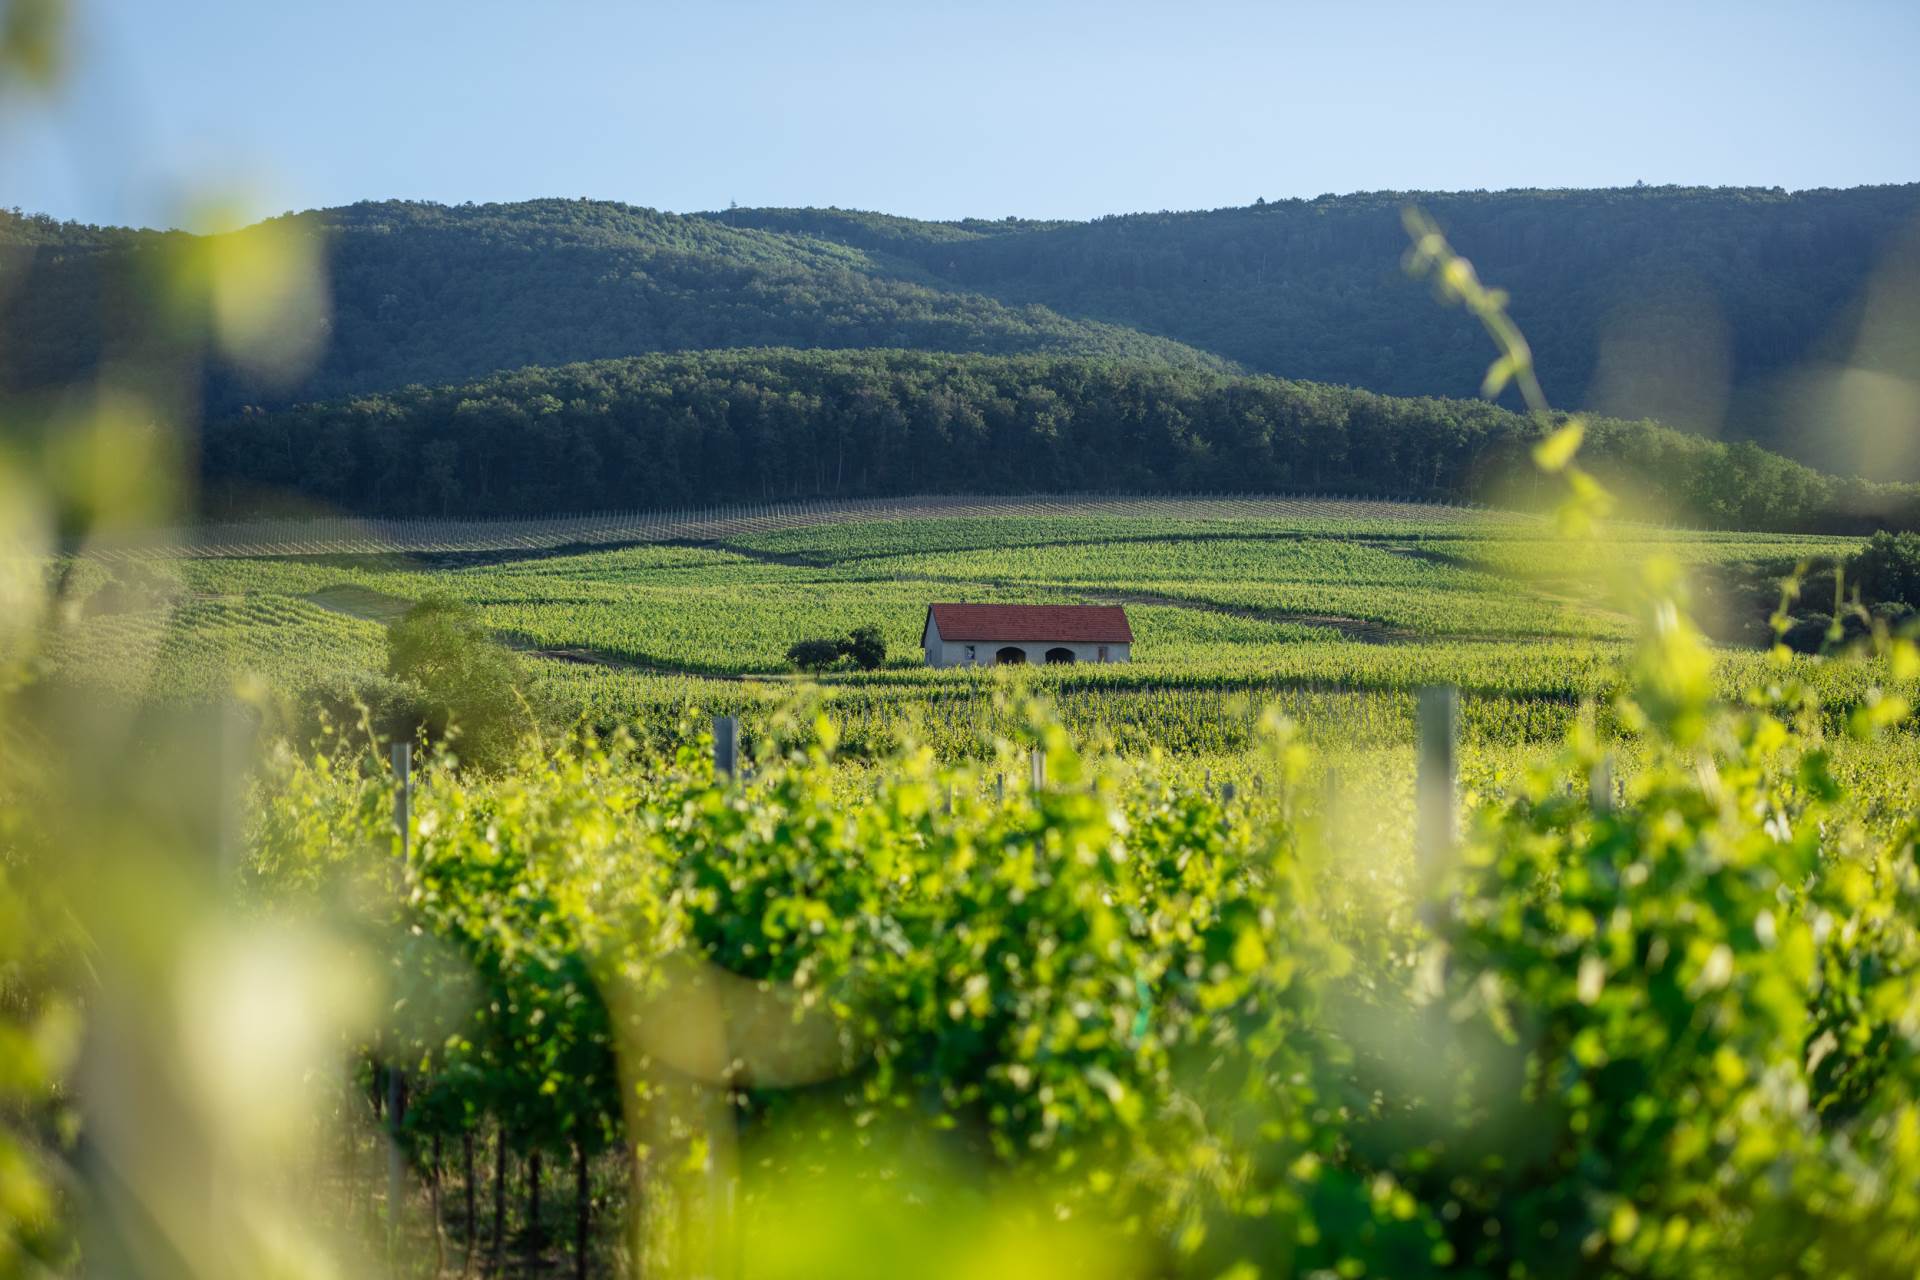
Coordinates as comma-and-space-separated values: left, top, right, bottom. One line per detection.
198, 348, 1920, 532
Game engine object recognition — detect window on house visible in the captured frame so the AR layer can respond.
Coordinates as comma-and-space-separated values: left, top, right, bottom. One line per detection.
1097, 645, 1108, 662
965, 644, 975, 663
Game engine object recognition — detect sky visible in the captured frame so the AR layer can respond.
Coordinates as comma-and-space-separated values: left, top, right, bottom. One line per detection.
3, 0, 1917, 230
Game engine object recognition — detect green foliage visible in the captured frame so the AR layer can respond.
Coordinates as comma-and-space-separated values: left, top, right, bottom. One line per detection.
785, 637, 842, 672
838, 624, 886, 670
50, 504, 1914, 768
292, 667, 431, 748
726, 188, 1920, 477
1851, 529, 1920, 609
0, 197, 1221, 421
0, 860, 79, 1273
0, 0, 67, 90
242, 642, 1920, 1276
1397, 678, 1920, 1277
385, 592, 533, 768
189, 349, 1919, 531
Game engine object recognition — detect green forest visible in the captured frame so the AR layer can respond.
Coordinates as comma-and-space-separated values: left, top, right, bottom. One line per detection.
721, 187, 1920, 474
198, 348, 1920, 532
0, 199, 1223, 415
7, 183, 1919, 486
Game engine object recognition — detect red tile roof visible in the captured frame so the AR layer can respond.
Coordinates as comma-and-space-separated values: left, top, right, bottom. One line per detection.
926, 603, 1133, 644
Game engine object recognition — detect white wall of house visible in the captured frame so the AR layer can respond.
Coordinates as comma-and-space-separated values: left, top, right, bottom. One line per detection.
922, 616, 1130, 667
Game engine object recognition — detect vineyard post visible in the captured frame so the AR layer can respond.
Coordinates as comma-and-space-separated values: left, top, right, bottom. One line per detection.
713, 715, 740, 779
995, 772, 1005, 803
1416, 687, 1459, 883
1030, 745, 1046, 791
1590, 754, 1614, 815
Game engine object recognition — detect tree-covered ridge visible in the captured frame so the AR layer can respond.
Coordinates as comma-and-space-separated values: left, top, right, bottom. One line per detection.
9, 185, 1918, 479
199, 348, 1920, 531
715, 186, 1920, 475
0, 199, 1227, 414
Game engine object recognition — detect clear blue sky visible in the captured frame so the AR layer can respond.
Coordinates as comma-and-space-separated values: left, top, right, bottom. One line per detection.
5, 0, 1917, 229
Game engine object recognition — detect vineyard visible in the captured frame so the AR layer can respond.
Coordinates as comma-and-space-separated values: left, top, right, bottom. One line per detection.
202, 642, 1920, 1277
100, 493, 1503, 560
40, 496, 1913, 852
14, 497, 1920, 1278
47, 498, 1868, 743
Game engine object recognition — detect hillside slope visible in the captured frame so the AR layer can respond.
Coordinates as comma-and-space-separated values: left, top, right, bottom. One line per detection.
0, 199, 1226, 413
714, 187, 1920, 477
7, 186, 1917, 478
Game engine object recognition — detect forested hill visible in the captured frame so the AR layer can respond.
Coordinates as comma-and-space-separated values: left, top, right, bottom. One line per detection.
8, 186, 1918, 480
0, 199, 1225, 413
713, 187, 1920, 478
199, 348, 1920, 533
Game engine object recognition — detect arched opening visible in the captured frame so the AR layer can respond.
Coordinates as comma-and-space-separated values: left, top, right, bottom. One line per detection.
1043, 647, 1076, 665
994, 646, 1027, 665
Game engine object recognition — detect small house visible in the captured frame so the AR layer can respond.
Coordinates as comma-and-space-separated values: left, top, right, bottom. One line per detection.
921, 603, 1133, 668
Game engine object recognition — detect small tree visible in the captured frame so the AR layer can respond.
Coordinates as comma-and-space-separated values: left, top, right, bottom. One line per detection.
387, 593, 533, 769
839, 624, 887, 671
785, 637, 843, 672
1851, 530, 1920, 610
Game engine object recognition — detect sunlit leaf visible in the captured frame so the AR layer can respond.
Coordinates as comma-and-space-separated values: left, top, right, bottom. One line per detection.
1531, 420, 1586, 473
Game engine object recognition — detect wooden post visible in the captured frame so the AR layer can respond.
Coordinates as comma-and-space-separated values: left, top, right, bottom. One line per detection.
713, 715, 739, 779
1029, 744, 1045, 791
994, 772, 1005, 803
1416, 687, 1459, 879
